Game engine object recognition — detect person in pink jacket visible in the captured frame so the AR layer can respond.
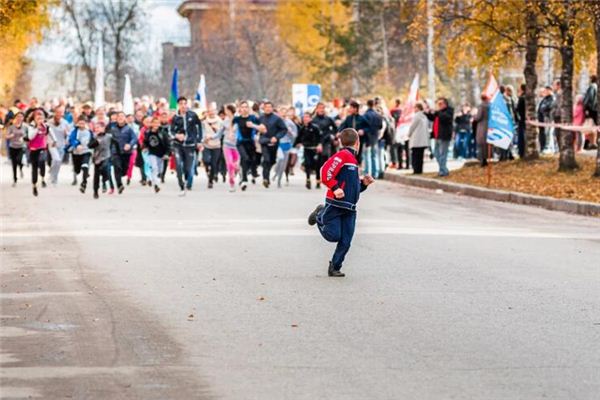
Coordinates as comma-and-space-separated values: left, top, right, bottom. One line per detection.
573, 95, 585, 152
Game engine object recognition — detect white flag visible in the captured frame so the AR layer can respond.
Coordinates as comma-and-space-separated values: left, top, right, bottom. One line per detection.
94, 44, 105, 108
123, 74, 134, 115
396, 74, 420, 142
195, 74, 207, 111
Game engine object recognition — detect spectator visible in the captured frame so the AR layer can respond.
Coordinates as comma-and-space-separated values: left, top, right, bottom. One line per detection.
474, 94, 490, 167
407, 102, 429, 174
537, 86, 554, 153
425, 97, 454, 177
583, 75, 598, 149
516, 84, 527, 158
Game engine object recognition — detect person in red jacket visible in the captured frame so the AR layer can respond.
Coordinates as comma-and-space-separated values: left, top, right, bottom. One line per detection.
307, 128, 374, 277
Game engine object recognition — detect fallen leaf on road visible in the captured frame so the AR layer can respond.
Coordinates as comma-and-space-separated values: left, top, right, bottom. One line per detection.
257, 296, 265, 301
291, 324, 298, 328
187, 314, 194, 321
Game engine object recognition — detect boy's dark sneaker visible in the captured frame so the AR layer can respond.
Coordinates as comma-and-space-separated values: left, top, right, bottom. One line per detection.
305, 179, 311, 190
79, 183, 86, 194
118, 185, 125, 194
126, 178, 131, 185
316, 181, 321, 189
262, 180, 269, 188
32, 186, 38, 197
241, 182, 247, 191
308, 204, 324, 226
41, 180, 47, 188
93, 192, 99, 199
154, 185, 160, 193
328, 262, 345, 277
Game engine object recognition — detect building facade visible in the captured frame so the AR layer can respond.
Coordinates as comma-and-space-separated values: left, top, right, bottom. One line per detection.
161, 0, 277, 102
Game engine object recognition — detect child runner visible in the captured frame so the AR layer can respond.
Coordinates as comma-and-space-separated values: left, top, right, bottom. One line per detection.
88, 122, 115, 199
6, 111, 27, 187
307, 128, 374, 277
143, 116, 171, 193
67, 116, 93, 194
27, 111, 50, 196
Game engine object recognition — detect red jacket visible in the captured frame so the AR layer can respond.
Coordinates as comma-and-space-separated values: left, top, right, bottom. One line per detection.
320, 147, 367, 211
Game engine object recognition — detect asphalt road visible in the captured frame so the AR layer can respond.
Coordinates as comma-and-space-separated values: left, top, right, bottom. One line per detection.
1, 165, 600, 400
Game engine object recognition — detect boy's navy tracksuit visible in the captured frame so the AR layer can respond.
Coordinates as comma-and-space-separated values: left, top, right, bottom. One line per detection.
317, 147, 368, 271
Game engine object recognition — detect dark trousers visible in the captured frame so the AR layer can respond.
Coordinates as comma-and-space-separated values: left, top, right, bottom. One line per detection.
203, 147, 222, 183
517, 124, 526, 158
303, 148, 319, 180
238, 141, 257, 183
135, 150, 146, 181
538, 127, 546, 152
30, 149, 46, 185
411, 147, 426, 174
72, 153, 91, 186
398, 140, 410, 168
9, 147, 23, 182
478, 143, 488, 166
261, 144, 277, 182
93, 159, 111, 193
317, 204, 357, 269
173, 145, 196, 189
112, 153, 131, 188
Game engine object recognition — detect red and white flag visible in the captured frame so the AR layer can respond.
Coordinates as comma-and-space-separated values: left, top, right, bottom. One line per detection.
396, 74, 420, 142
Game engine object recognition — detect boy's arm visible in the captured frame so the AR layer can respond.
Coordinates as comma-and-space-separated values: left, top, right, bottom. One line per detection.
360, 175, 375, 192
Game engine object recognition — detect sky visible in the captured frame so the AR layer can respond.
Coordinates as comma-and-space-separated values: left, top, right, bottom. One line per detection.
29, 0, 190, 66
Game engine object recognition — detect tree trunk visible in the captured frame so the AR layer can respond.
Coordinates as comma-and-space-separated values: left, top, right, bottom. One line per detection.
523, 3, 539, 161
557, 13, 578, 171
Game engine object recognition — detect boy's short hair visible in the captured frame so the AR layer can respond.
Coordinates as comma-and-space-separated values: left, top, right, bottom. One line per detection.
340, 128, 359, 147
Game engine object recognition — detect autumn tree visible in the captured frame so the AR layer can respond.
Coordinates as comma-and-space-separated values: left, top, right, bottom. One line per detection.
0, 0, 53, 103
439, 0, 541, 161
584, 1, 600, 178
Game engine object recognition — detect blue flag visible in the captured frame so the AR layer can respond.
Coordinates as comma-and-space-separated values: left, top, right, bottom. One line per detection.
484, 74, 514, 150
169, 67, 178, 110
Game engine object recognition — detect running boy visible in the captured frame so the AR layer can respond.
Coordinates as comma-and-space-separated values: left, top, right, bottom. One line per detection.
307, 128, 374, 277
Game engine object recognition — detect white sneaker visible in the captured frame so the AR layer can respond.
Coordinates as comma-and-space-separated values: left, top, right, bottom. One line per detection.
229, 186, 236, 193
179, 188, 186, 197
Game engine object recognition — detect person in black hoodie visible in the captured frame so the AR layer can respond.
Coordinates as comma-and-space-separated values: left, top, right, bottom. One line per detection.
295, 112, 322, 189
312, 102, 337, 187
338, 101, 367, 163
144, 116, 171, 193
426, 98, 454, 177
252, 101, 288, 188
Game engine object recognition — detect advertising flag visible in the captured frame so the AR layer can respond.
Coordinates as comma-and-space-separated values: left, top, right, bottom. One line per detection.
483, 74, 514, 150
396, 74, 420, 142
292, 84, 321, 115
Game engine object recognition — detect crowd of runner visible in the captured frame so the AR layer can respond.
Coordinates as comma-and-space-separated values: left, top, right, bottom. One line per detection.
1, 78, 597, 198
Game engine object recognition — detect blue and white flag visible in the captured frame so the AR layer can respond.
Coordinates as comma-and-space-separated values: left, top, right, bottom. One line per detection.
195, 74, 207, 111
484, 74, 514, 150
292, 84, 321, 115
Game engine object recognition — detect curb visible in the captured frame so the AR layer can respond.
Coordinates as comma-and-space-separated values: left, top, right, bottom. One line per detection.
384, 172, 600, 216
